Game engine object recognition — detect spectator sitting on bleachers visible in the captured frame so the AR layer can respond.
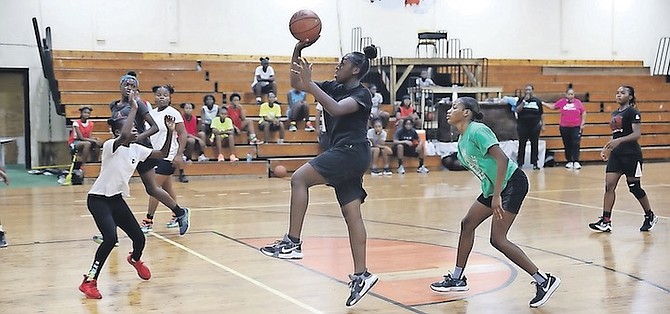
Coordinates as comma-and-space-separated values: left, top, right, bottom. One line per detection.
227, 93, 262, 144
396, 95, 420, 128
68, 106, 101, 172
393, 118, 428, 174
368, 84, 390, 128
415, 69, 436, 107
210, 106, 239, 162
200, 94, 219, 146
252, 57, 276, 104
258, 92, 285, 144
367, 118, 392, 176
180, 102, 208, 163
287, 88, 315, 132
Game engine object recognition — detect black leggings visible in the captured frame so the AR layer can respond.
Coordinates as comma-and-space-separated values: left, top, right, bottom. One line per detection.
87, 194, 145, 279
559, 126, 581, 162
517, 121, 541, 165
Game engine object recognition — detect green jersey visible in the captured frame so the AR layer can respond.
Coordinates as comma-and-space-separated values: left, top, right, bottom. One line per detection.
457, 122, 518, 197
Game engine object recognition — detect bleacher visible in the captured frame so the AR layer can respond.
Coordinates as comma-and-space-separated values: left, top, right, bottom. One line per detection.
487, 60, 670, 163
53, 50, 442, 178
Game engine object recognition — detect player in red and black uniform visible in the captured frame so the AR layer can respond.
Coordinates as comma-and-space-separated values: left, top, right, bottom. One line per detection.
589, 85, 658, 232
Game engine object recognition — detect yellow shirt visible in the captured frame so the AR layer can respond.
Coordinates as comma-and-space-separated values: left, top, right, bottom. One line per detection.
259, 102, 282, 124
211, 117, 233, 139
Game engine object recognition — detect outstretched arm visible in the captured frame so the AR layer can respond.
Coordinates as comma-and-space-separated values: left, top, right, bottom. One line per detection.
290, 39, 319, 92
149, 116, 176, 159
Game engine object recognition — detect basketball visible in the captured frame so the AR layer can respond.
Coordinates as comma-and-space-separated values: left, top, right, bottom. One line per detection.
273, 165, 288, 178
289, 10, 321, 42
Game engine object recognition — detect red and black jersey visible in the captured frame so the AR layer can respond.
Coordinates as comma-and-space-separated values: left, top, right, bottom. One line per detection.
609, 106, 642, 155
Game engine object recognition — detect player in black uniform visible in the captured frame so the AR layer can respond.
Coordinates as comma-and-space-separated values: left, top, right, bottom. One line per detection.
260, 39, 379, 307
590, 86, 658, 232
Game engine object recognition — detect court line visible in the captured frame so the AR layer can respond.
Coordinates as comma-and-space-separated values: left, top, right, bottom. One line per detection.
525, 195, 668, 219
149, 232, 325, 314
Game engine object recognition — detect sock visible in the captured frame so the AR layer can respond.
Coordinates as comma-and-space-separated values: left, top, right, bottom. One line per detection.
533, 271, 548, 285
0, 224, 4, 232
644, 209, 654, 216
287, 234, 300, 243
354, 268, 369, 277
74, 161, 83, 170
398, 159, 404, 167
453, 266, 464, 280
603, 211, 612, 222
179, 169, 184, 175
172, 205, 185, 217
146, 214, 154, 220
419, 158, 424, 167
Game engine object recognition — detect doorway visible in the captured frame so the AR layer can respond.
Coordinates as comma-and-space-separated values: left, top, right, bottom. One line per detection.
0, 69, 30, 167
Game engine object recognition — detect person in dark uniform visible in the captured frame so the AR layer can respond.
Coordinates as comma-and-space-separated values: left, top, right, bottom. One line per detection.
79, 98, 175, 299
590, 85, 658, 232
515, 84, 544, 170
260, 39, 379, 307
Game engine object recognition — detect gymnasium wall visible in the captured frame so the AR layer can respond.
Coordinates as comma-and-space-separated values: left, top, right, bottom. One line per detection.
1, 0, 669, 166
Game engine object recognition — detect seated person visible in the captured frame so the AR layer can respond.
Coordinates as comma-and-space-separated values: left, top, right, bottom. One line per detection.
227, 93, 261, 144
180, 103, 208, 162
68, 106, 101, 172
258, 92, 285, 144
199, 94, 219, 146
287, 88, 314, 132
393, 118, 428, 174
367, 118, 392, 176
415, 70, 436, 107
314, 102, 329, 153
368, 84, 390, 128
396, 95, 420, 128
210, 107, 238, 162
251, 57, 276, 104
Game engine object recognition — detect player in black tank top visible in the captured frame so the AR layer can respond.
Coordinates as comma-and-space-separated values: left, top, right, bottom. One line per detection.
590, 85, 658, 232
260, 40, 379, 307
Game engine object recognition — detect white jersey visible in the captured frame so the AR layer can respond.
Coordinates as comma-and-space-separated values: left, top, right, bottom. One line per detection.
149, 106, 183, 161
251, 66, 275, 87
201, 104, 219, 125
89, 140, 152, 197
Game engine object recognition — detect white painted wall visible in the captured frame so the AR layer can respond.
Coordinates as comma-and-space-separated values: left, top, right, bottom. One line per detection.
1, 0, 668, 166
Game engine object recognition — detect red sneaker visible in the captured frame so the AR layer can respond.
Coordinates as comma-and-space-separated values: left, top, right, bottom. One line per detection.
127, 253, 151, 280
79, 275, 102, 299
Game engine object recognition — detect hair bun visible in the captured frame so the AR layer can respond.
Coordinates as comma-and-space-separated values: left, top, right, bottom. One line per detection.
126, 71, 137, 77
363, 45, 378, 59
475, 112, 484, 120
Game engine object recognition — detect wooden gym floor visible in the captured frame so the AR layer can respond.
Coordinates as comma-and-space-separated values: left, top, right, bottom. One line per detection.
1, 162, 669, 313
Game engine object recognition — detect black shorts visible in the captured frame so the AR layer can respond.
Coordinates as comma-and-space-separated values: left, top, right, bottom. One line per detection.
476, 168, 528, 214
137, 158, 158, 174
309, 142, 370, 207
254, 83, 274, 94
318, 132, 330, 152
259, 122, 281, 131
393, 143, 418, 157
155, 159, 175, 176
606, 153, 643, 178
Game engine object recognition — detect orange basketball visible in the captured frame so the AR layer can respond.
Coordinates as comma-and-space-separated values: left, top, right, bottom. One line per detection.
273, 165, 288, 178
289, 10, 322, 42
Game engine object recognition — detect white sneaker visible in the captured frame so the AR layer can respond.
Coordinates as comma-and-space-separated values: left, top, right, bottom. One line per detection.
417, 165, 429, 173
565, 162, 573, 169
573, 161, 582, 169
397, 165, 405, 174
197, 154, 208, 162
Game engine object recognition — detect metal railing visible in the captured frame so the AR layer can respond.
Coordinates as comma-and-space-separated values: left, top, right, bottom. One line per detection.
652, 36, 670, 77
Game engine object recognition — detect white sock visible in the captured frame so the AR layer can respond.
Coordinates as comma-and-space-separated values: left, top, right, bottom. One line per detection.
0, 225, 4, 232
532, 271, 548, 285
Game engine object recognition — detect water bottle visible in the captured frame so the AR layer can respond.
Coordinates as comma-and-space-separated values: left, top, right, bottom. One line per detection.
246, 153, 252, 162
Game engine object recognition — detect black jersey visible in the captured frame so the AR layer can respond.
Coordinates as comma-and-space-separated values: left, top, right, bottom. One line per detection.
516, 96, 544, 124
609, 106, 642, 155
316, 80, 372, 147
110, 99, 151, 147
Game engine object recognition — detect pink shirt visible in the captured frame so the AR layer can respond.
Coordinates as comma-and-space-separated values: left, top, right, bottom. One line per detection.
555, 98, 585, 127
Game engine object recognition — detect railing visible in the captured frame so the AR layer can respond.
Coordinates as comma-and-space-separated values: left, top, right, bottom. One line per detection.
351, 27, 362, 52
653, 36, 670, 77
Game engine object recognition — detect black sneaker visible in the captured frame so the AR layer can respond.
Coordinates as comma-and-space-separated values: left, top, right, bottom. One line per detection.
179, 173, 189, 183
588, 217, 612, 232
529, 273, 561, 308
260, 234, 303, 259
176, 208, 191, 236
640, 212, 658, 231
430, 273, 469, 292
346, 271, 379, 307
0, 231, 7, 248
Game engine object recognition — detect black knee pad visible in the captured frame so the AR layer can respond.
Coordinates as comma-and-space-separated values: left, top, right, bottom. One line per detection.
627, 181, 646, 199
